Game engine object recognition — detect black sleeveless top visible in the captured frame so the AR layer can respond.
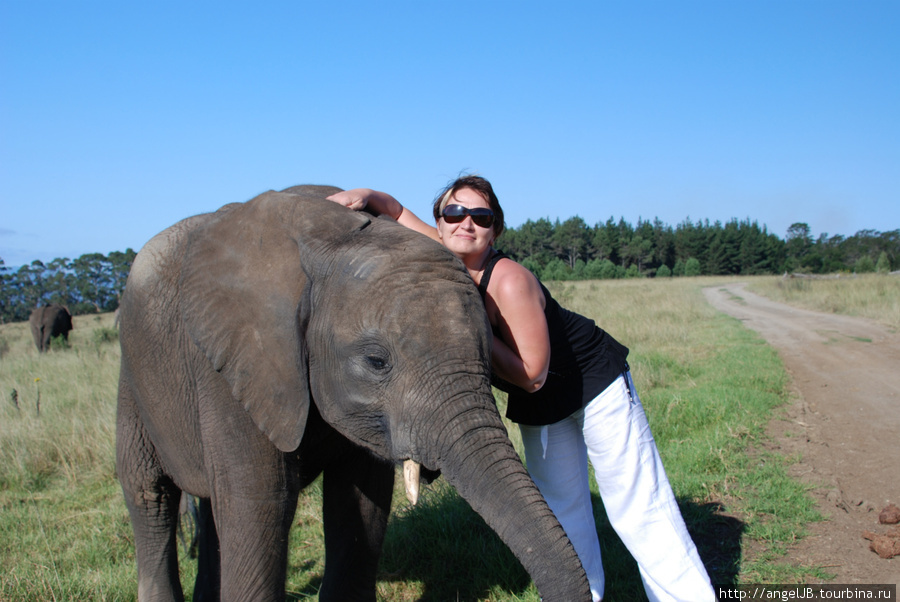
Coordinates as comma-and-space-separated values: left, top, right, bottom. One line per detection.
479, 253, 629, 426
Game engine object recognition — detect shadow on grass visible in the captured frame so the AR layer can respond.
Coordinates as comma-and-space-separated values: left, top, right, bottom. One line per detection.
367, 485, 745, 602
679, 500, 746, 587
377, 484, 532, 601
594, 497, 745, 601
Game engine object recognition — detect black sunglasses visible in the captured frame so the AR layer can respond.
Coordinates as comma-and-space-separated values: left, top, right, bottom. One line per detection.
441, 204, 495, 228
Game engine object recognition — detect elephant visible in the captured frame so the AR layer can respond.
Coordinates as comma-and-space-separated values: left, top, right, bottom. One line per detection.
116, 185, 590, 601
29, 303, 73, 352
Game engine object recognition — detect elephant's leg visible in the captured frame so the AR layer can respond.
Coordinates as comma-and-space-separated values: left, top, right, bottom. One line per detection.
192, 497, 220, 602
204, 430, 300, 602
38, 325, 48, 352
319, 448, 395, 602
210, 482, 300, 601
116, 384, 184, 601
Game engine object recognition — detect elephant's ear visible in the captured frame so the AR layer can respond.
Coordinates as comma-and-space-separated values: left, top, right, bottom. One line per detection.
179, 190, 371, 452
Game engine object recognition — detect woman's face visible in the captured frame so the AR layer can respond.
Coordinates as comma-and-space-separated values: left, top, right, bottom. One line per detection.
436, 187, 496, 259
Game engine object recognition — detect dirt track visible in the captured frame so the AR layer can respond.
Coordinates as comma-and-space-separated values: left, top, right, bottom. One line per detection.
703, 283, 900, 585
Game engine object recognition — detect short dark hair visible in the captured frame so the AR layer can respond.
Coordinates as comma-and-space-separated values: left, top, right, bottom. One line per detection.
432, 175, 505, 239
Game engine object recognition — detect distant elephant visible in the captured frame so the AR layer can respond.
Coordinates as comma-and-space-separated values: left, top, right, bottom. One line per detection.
116, 185, 590, 601
29, 303, 73, 352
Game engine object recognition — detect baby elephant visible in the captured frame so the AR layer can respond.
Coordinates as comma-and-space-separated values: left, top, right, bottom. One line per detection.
116, 185, 590, 601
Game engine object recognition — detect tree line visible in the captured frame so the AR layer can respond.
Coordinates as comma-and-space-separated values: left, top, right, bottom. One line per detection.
0, 250, 136, 323
496, 217, 898, 281
1, 218, 897, 323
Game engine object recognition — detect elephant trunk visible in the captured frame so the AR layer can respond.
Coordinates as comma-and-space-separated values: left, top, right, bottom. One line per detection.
429, 414, 591, 601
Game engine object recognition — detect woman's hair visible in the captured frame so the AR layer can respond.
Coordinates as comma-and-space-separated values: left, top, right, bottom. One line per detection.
432, 174, 505, 239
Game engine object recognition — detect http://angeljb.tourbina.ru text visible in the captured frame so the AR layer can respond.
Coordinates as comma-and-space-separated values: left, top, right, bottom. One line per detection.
715, 584, 896, 601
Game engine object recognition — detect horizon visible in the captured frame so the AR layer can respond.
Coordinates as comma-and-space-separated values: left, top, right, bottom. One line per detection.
1, 208, 891, 272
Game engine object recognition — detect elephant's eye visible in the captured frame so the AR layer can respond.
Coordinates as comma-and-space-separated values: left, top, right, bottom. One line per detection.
365, 355, 390, 372
355, 339, 392, 377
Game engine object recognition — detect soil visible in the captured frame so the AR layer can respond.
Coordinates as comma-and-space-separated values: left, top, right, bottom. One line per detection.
703, 282, 900, 585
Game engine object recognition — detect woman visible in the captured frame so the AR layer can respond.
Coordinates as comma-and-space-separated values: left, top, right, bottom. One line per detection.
328, 176, 715, 602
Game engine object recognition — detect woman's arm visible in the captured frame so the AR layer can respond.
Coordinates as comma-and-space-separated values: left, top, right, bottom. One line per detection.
327, 188, 440, 243
485, 262, 551, 393
329, 189, 550, 391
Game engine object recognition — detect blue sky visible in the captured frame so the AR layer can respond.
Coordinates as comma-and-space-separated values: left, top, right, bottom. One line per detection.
2, 1, 898, 268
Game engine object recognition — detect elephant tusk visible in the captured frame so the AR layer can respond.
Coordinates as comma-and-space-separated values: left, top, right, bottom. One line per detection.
403, 459, 420, 506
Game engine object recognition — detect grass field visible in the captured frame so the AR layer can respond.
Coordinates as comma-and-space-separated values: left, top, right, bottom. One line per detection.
745, 273, 900, 330
5, 273, 888, 600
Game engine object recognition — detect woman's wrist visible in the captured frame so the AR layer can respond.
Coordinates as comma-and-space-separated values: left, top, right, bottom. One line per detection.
369, 190, 403, 220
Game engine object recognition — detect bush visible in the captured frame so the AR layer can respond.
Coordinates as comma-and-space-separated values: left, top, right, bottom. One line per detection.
598, 259, 618, 280
520, 257, 543, 279
854, 256, 875, 274
542, 258, 571, 281
656, 264, 672, 278
685, 257, 702, 277
49, 334, 70, 351
583, 259, 605, 279
876, 251, 891, 273
572, 259, 586, 279
92, 327, 119, 346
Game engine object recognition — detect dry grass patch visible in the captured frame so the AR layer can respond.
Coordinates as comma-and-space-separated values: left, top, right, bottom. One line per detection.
747, 273, 900, 330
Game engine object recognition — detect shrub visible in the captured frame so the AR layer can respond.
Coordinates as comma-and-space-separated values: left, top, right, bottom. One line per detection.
572, 259, 586, 279
520, 257, 543, 280
876, 251, 890, 273
92, 327, 119, 346
656, 264, 672, 278
599, 259, 618, 280
583, 259, 605, 279
542, 258, 571, 281
854, 256, 875, 274
49, 334, 70, 351
685, 257, 702, 276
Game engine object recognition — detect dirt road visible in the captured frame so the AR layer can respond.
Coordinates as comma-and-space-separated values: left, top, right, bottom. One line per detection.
703, 282, 899, 585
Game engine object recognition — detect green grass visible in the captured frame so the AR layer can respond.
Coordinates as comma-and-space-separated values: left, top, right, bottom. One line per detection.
553, 278, 825, 591
0, 276, 855, 600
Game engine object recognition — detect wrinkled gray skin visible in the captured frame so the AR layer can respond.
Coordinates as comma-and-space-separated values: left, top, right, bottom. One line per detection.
29, 303, 73, 352
116, 185, 590, 602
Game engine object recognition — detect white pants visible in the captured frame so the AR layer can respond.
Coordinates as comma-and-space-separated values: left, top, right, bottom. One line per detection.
519, 372, 716, 602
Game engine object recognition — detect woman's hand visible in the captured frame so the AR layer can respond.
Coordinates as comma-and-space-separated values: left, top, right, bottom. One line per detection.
326, 188, 371, 211
327, 188, 440, 242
